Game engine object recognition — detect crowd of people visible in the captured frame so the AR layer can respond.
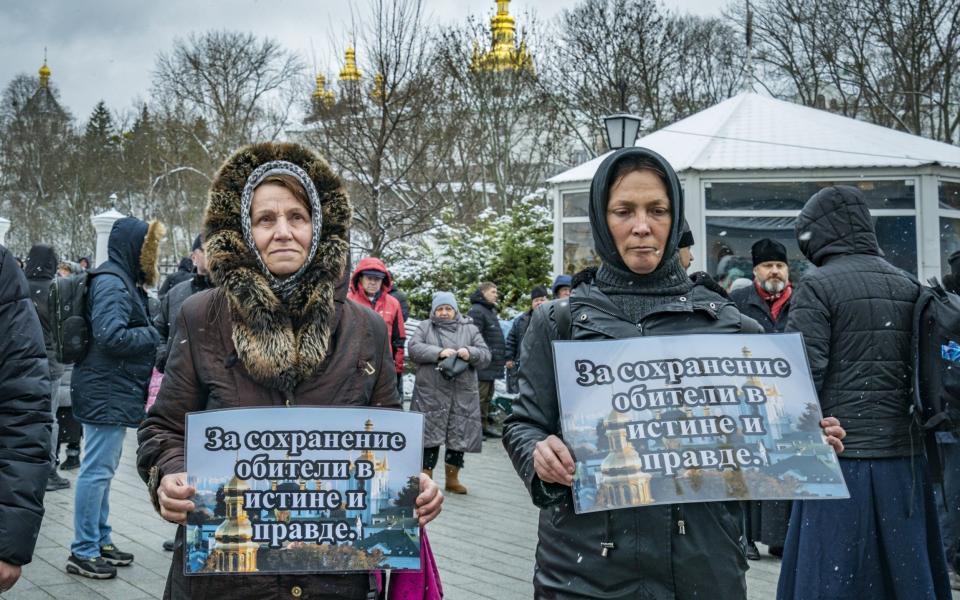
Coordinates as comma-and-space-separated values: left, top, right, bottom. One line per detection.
1, 141, 959, 599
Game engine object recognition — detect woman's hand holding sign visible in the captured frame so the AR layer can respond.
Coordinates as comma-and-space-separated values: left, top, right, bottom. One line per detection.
159, 472, 196, 524
821, 417, 846, 454
416, 473, 444, 526
534, 435, 576, 486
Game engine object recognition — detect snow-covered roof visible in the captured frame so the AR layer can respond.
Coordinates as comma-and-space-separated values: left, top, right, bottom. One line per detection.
548, 92, 960, 184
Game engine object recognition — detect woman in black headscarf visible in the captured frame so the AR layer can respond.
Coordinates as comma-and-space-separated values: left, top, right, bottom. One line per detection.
502, 147, 846, 600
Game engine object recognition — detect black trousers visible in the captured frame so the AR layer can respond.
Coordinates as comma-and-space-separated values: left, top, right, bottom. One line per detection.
423, 446, 464, 469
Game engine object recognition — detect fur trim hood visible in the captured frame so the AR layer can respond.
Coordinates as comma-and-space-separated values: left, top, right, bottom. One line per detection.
203, 142, 351, 391
106, 216, 165, 287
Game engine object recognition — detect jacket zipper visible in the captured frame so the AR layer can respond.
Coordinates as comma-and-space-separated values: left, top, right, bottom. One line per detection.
284, 390, 295, 406
600, 512, 615, 557
675, 505, 686, 535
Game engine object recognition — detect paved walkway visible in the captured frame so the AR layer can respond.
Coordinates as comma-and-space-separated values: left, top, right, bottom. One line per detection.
2, 434, 946, 599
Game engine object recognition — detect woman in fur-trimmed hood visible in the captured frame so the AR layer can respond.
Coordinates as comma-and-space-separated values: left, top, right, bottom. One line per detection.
137, 142, 442, 600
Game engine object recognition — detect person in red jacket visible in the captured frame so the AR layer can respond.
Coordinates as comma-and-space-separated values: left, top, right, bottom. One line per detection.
348, 257, 406, 387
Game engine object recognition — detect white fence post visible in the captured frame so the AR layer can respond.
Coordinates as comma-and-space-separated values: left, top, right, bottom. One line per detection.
90, 209, 126, 268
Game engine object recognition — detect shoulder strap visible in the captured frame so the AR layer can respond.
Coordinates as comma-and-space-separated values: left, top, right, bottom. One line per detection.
359, 304, 387, 402
555, 299, 572, 341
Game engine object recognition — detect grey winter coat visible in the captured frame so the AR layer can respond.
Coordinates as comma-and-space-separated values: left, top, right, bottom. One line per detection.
409, 316, 491, 452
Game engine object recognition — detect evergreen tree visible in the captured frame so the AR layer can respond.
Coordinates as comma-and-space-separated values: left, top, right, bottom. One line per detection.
392, 193, 553, 318
79, 100, 121, 198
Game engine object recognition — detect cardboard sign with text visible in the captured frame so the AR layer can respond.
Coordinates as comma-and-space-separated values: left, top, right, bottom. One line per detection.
184, 407, 423, 575
554, 333, 848, 514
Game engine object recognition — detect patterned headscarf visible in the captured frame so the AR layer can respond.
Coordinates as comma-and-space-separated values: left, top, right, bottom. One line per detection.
240, 160, 324, 299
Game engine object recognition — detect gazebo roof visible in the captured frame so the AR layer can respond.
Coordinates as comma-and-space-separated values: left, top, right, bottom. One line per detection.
548, 92, 960, 184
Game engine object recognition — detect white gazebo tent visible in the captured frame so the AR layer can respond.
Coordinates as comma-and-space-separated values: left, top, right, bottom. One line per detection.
548, 92, 960, 282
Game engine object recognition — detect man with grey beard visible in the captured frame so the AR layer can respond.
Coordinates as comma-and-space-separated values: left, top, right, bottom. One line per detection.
729, 239, 793, 333
729, 237, 795, 561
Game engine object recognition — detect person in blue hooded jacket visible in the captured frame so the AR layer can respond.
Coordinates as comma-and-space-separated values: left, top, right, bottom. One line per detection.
66, 216, 164, 580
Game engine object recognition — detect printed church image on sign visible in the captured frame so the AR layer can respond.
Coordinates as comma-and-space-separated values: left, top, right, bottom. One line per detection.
184, 410, 424, 575
561, 343, 849, 513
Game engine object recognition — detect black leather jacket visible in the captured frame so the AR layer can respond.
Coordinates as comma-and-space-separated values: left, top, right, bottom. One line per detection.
503, 275, 762, 600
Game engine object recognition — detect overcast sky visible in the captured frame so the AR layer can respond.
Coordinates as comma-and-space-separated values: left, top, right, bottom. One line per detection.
2, 0, 724, 120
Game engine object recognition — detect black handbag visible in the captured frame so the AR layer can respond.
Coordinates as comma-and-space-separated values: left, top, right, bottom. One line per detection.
437, 355, 470, 380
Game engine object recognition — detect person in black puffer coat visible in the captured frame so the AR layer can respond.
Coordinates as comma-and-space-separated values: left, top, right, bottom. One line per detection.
24, 244, 70, 491
777, 186, 950, 600
0, 243, 52, 593
468, 282, 507, 438
502, 147, 848, 600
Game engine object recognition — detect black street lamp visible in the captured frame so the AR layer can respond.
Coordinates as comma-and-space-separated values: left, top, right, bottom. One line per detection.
603, 114, 642, 150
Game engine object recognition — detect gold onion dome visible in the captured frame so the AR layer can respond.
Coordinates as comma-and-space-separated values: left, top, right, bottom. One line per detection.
471, 0, 533, 72
371, 73, 385, 101
339, 47, 362, 82
38, 58, 51, 88
313, 73, 334, 106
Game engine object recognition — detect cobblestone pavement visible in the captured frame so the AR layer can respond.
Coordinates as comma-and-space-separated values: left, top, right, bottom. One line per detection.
3, 434, 952, 599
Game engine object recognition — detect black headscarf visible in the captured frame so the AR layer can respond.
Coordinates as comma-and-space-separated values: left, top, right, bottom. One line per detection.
589, 147, 687, 275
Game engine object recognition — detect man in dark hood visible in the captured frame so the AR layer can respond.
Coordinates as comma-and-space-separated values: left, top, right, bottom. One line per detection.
68, 216, 163, 580
24, 244, 70, 492
502, 147, 844, 600
778, 186, 950, 598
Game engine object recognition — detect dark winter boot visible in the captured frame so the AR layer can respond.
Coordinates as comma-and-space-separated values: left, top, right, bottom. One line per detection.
444, 464, 467, 494
47, 471, 71, 491
62, 448, 80, 470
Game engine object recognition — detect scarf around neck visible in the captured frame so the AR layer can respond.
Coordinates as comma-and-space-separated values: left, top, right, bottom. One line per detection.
754, 279, 793, 322
595, 254, 695, 323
